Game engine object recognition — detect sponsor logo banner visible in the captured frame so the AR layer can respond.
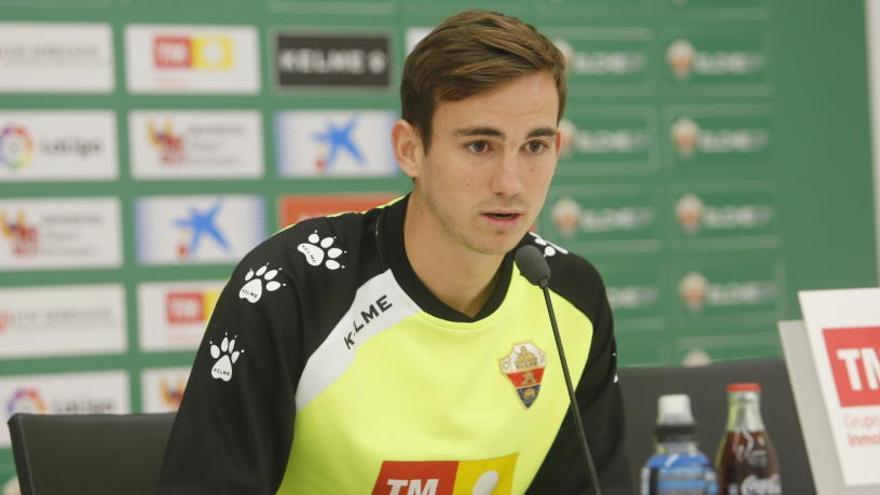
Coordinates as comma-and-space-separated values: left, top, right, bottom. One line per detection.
665, 109, 771, 169
275, 111, 398, 177
141, 367, 191, 413
666, 0, 767, 11
0, 22, 114, 92
0, 197, 121, 270
674, 256, 783, 324
129, 111, 263, 179
278, 193, 397, 227
134, 195, 265, 265
274, 32, 391, 88
594, 258, 664, 331
541, 185, 660, 253
125, 25, 259, 94
0, 111, 117, 181
137, 280, 223, 351
372, 454, 517, 495
664, 31, 770, 88
549, 28, 652, 95
0, 371, 130, 447
800, 289, 880, 486
0, 284, 126, 358
557, 108, 657, 175
672, 185, 777, 245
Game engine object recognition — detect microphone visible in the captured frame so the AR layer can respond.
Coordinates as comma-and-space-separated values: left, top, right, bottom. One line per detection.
515, 245, 602, 495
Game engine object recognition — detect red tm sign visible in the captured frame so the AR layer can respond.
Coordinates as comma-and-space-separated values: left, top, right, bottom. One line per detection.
823, 326, 880, 408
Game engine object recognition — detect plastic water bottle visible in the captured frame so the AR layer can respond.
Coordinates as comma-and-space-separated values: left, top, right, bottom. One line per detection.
641, 394, 718, 495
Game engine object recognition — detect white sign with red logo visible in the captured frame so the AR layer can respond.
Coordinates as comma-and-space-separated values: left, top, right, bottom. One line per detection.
141, 367, 191, 413
800, 288, 880, 486
138, 280, 224, 351
0, 284, 126, 358
0, 22, 114, 93
0, 197, 122, 270
125, 24, 259, 94
0, 371, 130, 447
129, 111, 263, 179
0, 111, 118, 181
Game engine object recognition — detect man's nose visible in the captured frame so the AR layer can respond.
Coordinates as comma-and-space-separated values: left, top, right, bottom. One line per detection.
489, 153, 524, 197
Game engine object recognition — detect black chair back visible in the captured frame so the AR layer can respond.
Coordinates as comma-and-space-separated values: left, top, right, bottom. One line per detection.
618, 358, 815, 494
7, 412, 175, 495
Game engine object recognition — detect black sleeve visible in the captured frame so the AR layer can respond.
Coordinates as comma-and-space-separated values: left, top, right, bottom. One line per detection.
528, 263, 633, 495
156, 256, 301, 494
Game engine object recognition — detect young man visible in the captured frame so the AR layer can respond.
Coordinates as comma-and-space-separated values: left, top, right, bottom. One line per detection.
158, 10, 631, 494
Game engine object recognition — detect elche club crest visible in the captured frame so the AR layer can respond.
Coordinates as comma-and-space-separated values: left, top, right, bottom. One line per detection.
499, 342, 547, 408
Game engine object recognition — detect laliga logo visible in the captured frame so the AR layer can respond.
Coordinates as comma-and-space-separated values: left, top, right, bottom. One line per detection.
5, 388, 48, 417
667, 39, 696, 79
0, 125, 35, 170
671, 117, 700, 159
675, 194, 705, 233
551, 197, 581, 238
679, 272, 709, 312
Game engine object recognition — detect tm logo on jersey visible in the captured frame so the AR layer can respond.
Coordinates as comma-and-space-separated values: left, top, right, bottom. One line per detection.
210, 333, 244, 382
297, 231, 345, 270
239, 263, 286, 303
499, 342, 547, 408
372, 454, 517, 495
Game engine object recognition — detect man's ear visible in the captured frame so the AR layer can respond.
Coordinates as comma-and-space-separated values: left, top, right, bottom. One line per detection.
392, 119, 423, 179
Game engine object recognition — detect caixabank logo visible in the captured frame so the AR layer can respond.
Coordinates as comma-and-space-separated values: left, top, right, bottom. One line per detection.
823, 326, 880, 408
274, 32, 390, 89
372, 454, 517, 495
275, 111, 398, 177
135, 195, 265, 265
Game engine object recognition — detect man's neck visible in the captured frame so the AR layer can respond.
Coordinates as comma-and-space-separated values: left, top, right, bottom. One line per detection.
403, 196, 505, 319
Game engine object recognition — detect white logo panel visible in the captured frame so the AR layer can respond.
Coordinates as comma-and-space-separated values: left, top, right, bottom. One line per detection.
0, 284, 126, 359
137, 280, 224, 351
129, 110, 263, 179
0, 197, 121, 270
275, 110, 398, 177
0, 371, 130, 447
0, 23, 114, 93
141, 367, 191, 413
0, 111, 118, 181
125, 24, 260, 94
134, 195, 265, 265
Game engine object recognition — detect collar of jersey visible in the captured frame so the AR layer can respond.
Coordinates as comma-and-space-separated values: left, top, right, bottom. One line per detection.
380, 195, 515, 324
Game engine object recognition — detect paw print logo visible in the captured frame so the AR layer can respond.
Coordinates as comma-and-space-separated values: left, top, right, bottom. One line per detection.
297, 231, 345, 270
210, 333, 243, 382
529, 232, 569, 257
238, 263, 286, 303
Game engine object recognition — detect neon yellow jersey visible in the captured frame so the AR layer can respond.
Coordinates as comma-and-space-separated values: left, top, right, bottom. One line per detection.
158, 196, 631, 495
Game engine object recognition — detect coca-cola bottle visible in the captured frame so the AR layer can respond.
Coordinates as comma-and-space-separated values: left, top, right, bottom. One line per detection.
715, 383, 782, 495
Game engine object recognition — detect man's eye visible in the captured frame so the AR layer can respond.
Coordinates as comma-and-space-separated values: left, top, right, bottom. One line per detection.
466, 141, 490, 153
526, 141, 549, 154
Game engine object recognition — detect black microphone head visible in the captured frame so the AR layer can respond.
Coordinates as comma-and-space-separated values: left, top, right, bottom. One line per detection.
515, 245, 551, 288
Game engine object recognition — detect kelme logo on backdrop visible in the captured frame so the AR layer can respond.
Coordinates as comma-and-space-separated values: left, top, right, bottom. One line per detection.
275, 111, 397, 177
275, 33, 390, 88
678, 271, 777, 312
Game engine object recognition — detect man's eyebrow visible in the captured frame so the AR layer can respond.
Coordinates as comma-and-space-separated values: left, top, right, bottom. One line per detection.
526, 127, 558, 139
452, 126, 505, 139
451, 126, 558, 139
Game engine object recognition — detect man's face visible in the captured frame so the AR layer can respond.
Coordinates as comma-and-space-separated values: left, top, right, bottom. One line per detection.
406, 71, 561, 256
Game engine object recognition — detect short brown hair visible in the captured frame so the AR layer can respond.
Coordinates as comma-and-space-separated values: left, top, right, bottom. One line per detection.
401, 10, 567, 152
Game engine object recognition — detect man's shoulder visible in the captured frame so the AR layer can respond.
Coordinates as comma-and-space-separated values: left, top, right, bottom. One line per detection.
520, 232, 607, 315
